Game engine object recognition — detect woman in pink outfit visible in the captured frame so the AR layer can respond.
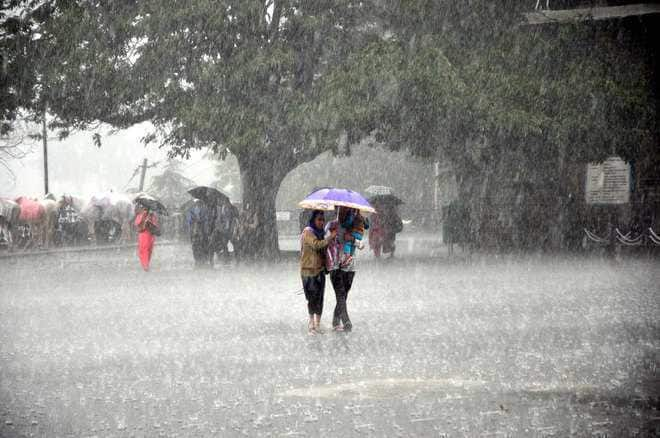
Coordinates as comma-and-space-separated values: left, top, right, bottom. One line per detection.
135, 207, 159, 271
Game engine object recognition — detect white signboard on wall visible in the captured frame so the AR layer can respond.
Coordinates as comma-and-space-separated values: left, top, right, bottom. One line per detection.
276, 211, 291, 221
585, 156, 630, 204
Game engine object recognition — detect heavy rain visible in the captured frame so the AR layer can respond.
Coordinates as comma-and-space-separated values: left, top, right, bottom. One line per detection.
1, 1, 659, 437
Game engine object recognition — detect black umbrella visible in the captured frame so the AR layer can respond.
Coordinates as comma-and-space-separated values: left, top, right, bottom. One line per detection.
134, 195, 169, 215
369, 194, 404, 207
188, 186, 230, 205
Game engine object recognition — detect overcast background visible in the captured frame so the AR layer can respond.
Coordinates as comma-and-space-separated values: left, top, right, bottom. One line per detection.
0, 123, 216, 199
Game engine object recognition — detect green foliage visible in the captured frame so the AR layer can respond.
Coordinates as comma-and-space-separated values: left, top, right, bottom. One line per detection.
5, 1, 654, 168
3, 1, 656, 252
211, 152, 241, 202
322, 2, 657, 173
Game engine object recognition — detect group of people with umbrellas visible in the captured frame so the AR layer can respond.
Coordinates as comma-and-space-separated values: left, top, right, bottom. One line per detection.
132, 185, 240, 270
0, 185, 239, 272
1, 192, 140, 250
184, 186, 239, 268
298, 186, 404, 334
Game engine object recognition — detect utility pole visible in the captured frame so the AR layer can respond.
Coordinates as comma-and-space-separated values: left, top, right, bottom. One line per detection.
138, 158, 148, 191
434, 161, 440, 212
42, 107, 49, 195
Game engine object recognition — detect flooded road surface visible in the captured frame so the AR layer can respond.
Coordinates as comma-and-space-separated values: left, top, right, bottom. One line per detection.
0, 243, 658, 436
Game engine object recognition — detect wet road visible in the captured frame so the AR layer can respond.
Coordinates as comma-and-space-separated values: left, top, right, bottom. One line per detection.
0, 241, 658, 437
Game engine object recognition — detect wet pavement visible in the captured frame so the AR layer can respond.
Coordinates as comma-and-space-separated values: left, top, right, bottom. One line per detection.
0, 238, 658, 437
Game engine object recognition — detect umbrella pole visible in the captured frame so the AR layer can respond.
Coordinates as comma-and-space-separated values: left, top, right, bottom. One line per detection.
138, 159, 148, 191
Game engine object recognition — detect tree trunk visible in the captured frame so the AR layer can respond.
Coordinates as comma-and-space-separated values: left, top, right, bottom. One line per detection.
454, 162, 478, 251
236, 150, 287, 260
552, 140, 568, 251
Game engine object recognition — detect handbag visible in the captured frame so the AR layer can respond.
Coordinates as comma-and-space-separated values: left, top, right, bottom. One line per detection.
145, 218, 161, 236
392, 216, 403, 233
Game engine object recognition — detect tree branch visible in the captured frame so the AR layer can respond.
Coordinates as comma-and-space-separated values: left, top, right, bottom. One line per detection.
269, 0, 284, 42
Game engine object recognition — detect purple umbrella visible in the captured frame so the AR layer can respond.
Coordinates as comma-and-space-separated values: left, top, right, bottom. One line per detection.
298, 187, 376, 213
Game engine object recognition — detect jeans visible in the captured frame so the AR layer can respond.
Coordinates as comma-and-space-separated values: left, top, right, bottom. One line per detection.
330, 270, 355, 329
302, 273, 326, 315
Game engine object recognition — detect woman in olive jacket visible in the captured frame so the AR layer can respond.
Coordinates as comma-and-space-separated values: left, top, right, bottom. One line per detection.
300, 210, 336, 335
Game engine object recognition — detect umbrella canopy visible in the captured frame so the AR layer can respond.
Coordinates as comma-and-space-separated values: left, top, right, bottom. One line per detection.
299, 187, 375, 213
188, 186, 230, 205
101, 194, 134, 223
60, 195, 89, 213
369, 193, 404, 207
365, 185, 393, 196
90, 192, 113, 207
79, 203, 103, 222
86, 192, 134, 223
15, 197, 45, 222
0, 199, 20, 224
134, 194, 169, 215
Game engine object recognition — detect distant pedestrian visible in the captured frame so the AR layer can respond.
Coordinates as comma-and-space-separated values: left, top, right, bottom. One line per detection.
186, 199, 212, 267
300, 210, 336, 335
135, 206, 160, 271
209, 201, 237, 265
369, 205, 402, 258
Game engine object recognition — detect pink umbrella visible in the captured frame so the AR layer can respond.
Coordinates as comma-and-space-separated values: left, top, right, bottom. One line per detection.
15, 197, 45, 222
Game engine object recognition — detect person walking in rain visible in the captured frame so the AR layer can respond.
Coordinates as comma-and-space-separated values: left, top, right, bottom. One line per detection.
135, 206, 160, 271
209, 201, 236, 265
369, 204, 403, 259
186, 199, 212, 267
300, 210, 336, 335
325, 206, 360, 332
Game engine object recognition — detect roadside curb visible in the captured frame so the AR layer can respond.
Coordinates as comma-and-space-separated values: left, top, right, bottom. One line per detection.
0, 241, 303, 260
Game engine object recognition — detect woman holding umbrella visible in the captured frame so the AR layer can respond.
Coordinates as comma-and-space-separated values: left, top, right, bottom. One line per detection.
300, 210, 336, 335
134, 200, 162, 271
326, 206, 360, 332
299, 188, 375, 333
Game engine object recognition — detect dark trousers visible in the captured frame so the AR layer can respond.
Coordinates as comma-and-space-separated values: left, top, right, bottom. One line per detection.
192, 235, 208, 265
302, 273, 325, 315
330, 270, 355, 329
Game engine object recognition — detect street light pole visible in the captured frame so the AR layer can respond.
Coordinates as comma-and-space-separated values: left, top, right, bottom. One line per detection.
42, 107, 49, 195
138, 158, 148, 191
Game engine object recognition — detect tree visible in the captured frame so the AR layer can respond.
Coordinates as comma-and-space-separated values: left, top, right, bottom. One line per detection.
6, 1, 656, 253
1, 1, 102, 139
13, 0, 379, 258
1, 1, 44, 136
210, 152, 241, 203
0, 113, 41, 182
329, 2, 657, 250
